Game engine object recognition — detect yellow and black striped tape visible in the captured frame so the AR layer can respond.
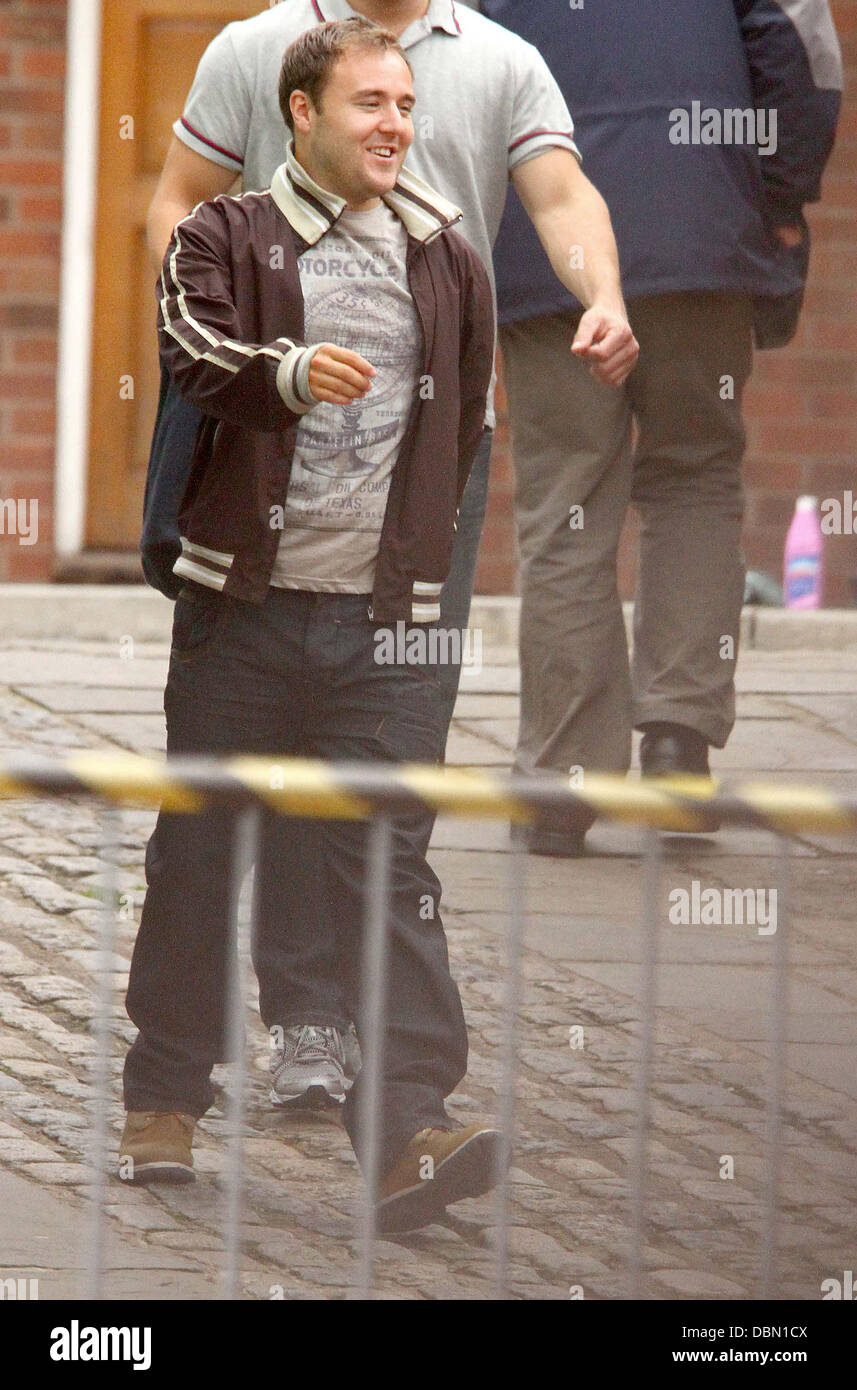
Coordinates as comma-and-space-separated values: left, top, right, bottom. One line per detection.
0, 752, 855, 834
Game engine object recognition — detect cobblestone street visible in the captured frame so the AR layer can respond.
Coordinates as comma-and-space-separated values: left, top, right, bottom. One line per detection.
1, 623, 855, 1300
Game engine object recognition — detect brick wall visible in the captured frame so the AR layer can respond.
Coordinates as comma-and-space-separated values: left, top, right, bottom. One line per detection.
0, 0, 65, 581
0, 2, 853, 597
478, 0, 857, 606
743, 0, 857, 606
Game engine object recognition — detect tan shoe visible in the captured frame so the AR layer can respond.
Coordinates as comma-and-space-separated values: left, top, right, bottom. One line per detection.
376, 1125, 506, 1233
118, 1111, 196, 1184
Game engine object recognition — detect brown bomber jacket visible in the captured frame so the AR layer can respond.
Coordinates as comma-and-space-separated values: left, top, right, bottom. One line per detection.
157, 145, 495, 624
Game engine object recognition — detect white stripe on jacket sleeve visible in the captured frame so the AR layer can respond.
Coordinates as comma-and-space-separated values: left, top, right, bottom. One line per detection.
159, 205, 291, 380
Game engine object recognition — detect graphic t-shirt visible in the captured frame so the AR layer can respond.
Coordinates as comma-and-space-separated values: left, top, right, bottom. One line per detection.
269, 202, 422, 593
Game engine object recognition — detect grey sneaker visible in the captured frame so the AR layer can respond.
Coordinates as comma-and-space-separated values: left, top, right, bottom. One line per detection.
269, 1025, 346, 1109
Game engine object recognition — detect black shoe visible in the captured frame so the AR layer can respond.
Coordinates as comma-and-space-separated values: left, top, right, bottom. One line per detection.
639, 722, 711, 777
509, 821, 587, 858
639, 723, 719, 831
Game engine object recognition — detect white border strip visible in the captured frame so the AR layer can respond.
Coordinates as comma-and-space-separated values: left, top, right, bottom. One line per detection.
54, 0, 102, 556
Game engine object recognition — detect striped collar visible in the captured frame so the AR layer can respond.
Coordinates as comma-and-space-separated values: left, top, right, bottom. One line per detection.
270, 139, 462, 246
309, 1, 462, 40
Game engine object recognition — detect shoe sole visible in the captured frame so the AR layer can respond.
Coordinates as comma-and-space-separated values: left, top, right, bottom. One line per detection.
510, 826, 589, 857
270, 1083, 345, 1111
119, 1159, 195, 1185
376, 1130, 506, 1234
663, 817, 721, 834
524, 835, 587, 858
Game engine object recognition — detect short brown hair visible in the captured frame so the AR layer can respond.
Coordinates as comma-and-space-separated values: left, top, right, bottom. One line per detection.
278, 18, 412, 134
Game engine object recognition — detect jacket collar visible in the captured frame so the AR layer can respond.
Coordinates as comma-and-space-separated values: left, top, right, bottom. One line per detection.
269, 140, 462, 246
309, 1, 463, 40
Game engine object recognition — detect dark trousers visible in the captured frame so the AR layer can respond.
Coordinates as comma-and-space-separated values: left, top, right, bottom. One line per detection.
434, 428, 493, 752
124, 589, 469, 1171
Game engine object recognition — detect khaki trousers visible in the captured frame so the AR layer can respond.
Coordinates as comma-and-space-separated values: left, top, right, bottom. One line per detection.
500, 292, 754, 779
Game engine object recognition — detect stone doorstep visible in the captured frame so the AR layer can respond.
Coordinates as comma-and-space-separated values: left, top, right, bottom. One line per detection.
1, 586, 857, 652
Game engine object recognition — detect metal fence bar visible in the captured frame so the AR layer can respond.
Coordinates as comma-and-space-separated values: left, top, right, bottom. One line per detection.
494, 840, 527, 1299
9, 754, 852, 1305
356, 814, 393, 1300
629, 827, 662, 1299
221, 806, 260, 1302
87, 806, 119, 1302
758, 833, 790, 1300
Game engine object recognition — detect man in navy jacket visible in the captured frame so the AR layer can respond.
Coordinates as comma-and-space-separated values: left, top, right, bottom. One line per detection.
481, 0, 842, 852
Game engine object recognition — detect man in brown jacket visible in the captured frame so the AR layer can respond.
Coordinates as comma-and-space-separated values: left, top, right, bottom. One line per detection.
120, 19, 500, 1233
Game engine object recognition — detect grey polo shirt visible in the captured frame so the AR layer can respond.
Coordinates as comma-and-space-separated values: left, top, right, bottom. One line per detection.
174, 0, 579, 308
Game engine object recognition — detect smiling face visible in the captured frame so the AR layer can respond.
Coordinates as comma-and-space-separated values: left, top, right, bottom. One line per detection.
290, 48, 415, 210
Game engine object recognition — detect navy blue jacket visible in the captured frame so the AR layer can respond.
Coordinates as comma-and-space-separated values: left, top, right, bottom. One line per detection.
482, 0, 842, 347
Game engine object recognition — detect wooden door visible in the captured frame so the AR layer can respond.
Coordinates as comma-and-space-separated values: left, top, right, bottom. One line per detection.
87, 0, 259, 550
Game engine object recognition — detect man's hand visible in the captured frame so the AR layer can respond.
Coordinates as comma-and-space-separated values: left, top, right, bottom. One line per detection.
774, 223, 804, 249
512, 151, 639, 387
572, 307, 639, 387
308, 345, 376, 405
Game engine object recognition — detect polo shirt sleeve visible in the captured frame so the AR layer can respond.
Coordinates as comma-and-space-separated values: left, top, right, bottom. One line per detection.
507, 41, 581, 172
172, 24, 251, 175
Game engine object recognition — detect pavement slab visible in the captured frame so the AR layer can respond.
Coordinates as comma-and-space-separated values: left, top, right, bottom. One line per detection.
16, 686, 166, 715
74, 712, 167, 752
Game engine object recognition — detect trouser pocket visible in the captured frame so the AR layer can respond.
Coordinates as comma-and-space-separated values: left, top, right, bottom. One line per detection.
171, 584, 226, 661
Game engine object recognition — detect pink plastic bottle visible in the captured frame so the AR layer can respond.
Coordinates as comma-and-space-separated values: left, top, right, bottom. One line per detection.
783, 495, 823, 609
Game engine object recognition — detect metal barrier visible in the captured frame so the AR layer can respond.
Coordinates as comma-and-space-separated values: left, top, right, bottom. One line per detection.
2, 751, 856, 1301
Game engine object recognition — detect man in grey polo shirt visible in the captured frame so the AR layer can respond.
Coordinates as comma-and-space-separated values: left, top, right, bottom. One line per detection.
149, 2, 638, 534
145, 0, 638, 1107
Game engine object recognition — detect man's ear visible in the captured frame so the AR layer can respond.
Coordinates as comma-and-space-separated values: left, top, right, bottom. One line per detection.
290, 90, 313, 136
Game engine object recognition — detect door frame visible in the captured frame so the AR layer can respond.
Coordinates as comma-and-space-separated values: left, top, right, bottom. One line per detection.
54, 0, 103, 558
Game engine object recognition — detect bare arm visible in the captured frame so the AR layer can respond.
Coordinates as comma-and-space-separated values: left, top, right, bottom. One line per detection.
512, 149, 639, 386
147, 137, 239, 270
